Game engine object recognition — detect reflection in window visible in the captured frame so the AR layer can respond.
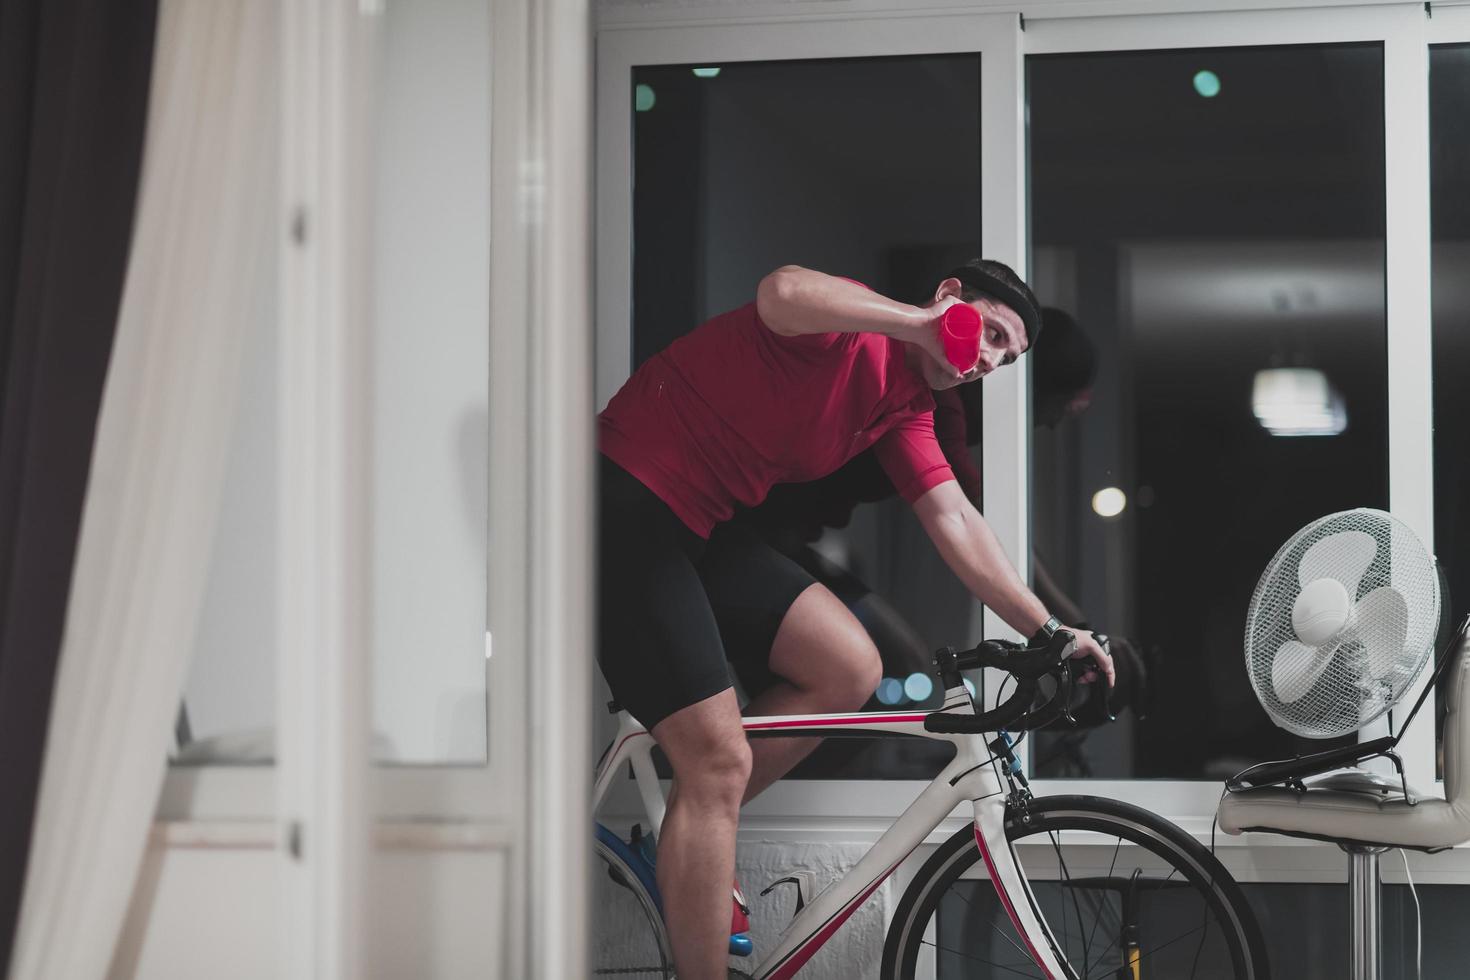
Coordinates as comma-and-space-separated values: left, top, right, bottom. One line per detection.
630, 55, 980, 778
1027, 45, 1388, 779
1433, 45, 1470, 777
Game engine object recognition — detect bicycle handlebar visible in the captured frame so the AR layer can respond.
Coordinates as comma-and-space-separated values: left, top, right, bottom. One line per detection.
923, 630, 1097, 735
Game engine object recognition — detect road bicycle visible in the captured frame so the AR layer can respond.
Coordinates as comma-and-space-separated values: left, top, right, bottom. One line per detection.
592, 631, 1270, 979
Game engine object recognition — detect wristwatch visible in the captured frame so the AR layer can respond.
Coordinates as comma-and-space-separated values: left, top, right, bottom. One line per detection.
1030, 615, 1063, 647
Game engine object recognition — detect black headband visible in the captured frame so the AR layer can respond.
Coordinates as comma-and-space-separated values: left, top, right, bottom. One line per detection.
944, 266, 1043, 348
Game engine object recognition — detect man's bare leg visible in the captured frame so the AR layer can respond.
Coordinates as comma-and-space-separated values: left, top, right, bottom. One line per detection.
651, 689, 751, 980
740, 583, 882, 803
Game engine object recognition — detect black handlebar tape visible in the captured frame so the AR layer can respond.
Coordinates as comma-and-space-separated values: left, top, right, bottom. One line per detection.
923, 631, 1085, 735
954, 631, 1076, 677
922, 661, 1083, 736
924, 676, 1039, 734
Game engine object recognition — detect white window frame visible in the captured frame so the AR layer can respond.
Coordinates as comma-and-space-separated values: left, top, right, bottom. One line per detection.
591, 0, 1470, 882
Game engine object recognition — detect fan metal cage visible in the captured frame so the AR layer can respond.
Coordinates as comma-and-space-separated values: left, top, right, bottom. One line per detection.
1245, 508, 1440, 739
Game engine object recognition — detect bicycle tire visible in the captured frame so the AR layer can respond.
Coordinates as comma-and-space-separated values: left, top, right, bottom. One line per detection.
881, 795, 1269, 980
592, 833, 674, 978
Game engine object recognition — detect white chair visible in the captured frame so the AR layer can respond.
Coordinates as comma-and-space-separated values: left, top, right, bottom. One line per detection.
1218, 627, 1470, 980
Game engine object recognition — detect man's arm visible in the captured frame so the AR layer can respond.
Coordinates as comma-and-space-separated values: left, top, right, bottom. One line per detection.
755, 267, 958, 373
755, 266, 923, 338
912, 480, 1115, 686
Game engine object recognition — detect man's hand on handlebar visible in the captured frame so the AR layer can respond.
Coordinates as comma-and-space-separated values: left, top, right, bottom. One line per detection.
1070, 629, 1114, 689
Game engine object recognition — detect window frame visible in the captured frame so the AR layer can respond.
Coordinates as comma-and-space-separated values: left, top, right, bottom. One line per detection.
591, 0, 1463, 872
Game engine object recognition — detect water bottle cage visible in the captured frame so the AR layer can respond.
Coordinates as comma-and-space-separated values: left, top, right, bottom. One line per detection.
760, 870, 817, 916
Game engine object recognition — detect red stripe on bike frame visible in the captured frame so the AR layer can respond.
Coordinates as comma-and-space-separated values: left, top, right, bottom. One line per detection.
763, 857, 907, 980
601, 731, 643, 768
973, 825, 1056, 980
743, 713, 929, 731
593, 728, 654, 789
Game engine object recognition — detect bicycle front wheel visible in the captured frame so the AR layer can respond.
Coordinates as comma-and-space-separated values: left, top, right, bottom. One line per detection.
592, 832, 673, 978
882, 795, 1268, 980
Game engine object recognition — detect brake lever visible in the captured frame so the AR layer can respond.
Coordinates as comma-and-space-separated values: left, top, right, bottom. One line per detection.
1050, 629, 1077, 665
1058, 662, 1078, 727
1093, 633, 1118, 721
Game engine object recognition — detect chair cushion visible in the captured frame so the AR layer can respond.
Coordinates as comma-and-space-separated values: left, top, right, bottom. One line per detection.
1218, 784, 1470, 851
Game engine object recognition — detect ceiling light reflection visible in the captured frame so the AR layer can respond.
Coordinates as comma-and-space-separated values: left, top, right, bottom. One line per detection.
1252, 368, 1347, 437
1092, 487, 1127, 518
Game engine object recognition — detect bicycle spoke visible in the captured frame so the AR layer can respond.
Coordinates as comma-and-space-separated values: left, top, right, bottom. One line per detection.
1066, 872, 1193, 973
1081, 919, 1123, 969
1082, 836, 1123, 957
1055, 890, 1122, 974
1189, 883, 1213, 979
919, 938, 1048, 979
1118, 920, 1211, 974
1047, 830, 1092, 974
1081, 878, 1205, 973
944, 880, 1041, 966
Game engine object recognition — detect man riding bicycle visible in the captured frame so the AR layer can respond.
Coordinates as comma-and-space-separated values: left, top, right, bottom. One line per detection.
597, 261, 1114, 979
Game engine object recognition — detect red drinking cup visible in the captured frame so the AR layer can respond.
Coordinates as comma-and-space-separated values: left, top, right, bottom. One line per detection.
941, 304, 983, 372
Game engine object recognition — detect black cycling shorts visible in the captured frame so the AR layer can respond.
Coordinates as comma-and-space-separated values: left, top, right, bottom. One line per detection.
597, 455, 816, 730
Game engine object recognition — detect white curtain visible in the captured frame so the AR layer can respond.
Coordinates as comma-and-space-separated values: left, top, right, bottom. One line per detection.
7, 0, 277, 976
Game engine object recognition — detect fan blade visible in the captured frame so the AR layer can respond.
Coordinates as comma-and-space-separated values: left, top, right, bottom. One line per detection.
1273, 639, 1333, 704
1354, 586, 1410, 676
1298, 529, 1376, 598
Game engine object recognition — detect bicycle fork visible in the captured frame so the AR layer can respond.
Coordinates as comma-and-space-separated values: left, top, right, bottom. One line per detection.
972, 792, 1072, 980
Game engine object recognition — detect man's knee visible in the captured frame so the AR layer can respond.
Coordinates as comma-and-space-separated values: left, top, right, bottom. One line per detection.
655, 697, 752, 804
846, 642, 883, 706
674, 734, 752, 804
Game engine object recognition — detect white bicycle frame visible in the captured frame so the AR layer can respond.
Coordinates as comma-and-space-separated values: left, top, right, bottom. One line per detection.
591, 687, 1072, 980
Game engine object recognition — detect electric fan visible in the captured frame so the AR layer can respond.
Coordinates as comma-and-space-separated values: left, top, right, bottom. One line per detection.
1244, 508, 1440, 739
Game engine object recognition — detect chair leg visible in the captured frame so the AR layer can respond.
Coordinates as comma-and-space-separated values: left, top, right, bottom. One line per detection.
1343, 845, 1385, 980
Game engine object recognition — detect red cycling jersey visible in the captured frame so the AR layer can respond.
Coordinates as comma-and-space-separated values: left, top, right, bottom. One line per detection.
599, 293, 955, 538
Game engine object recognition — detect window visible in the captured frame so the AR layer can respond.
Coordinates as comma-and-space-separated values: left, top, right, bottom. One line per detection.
629, 54, 982, 777
1026, 44, 1388, 779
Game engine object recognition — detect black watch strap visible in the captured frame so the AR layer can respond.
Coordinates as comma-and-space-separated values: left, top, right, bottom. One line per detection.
1031, 615, 1062, 646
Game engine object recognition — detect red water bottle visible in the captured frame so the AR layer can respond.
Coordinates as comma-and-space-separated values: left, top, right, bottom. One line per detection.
941, 304, 983, 372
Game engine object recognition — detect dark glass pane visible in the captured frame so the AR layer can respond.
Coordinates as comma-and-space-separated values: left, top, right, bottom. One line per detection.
1027, 45, 1388, 779
1432, 45, 1470, 777
629, 55, 981, 778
